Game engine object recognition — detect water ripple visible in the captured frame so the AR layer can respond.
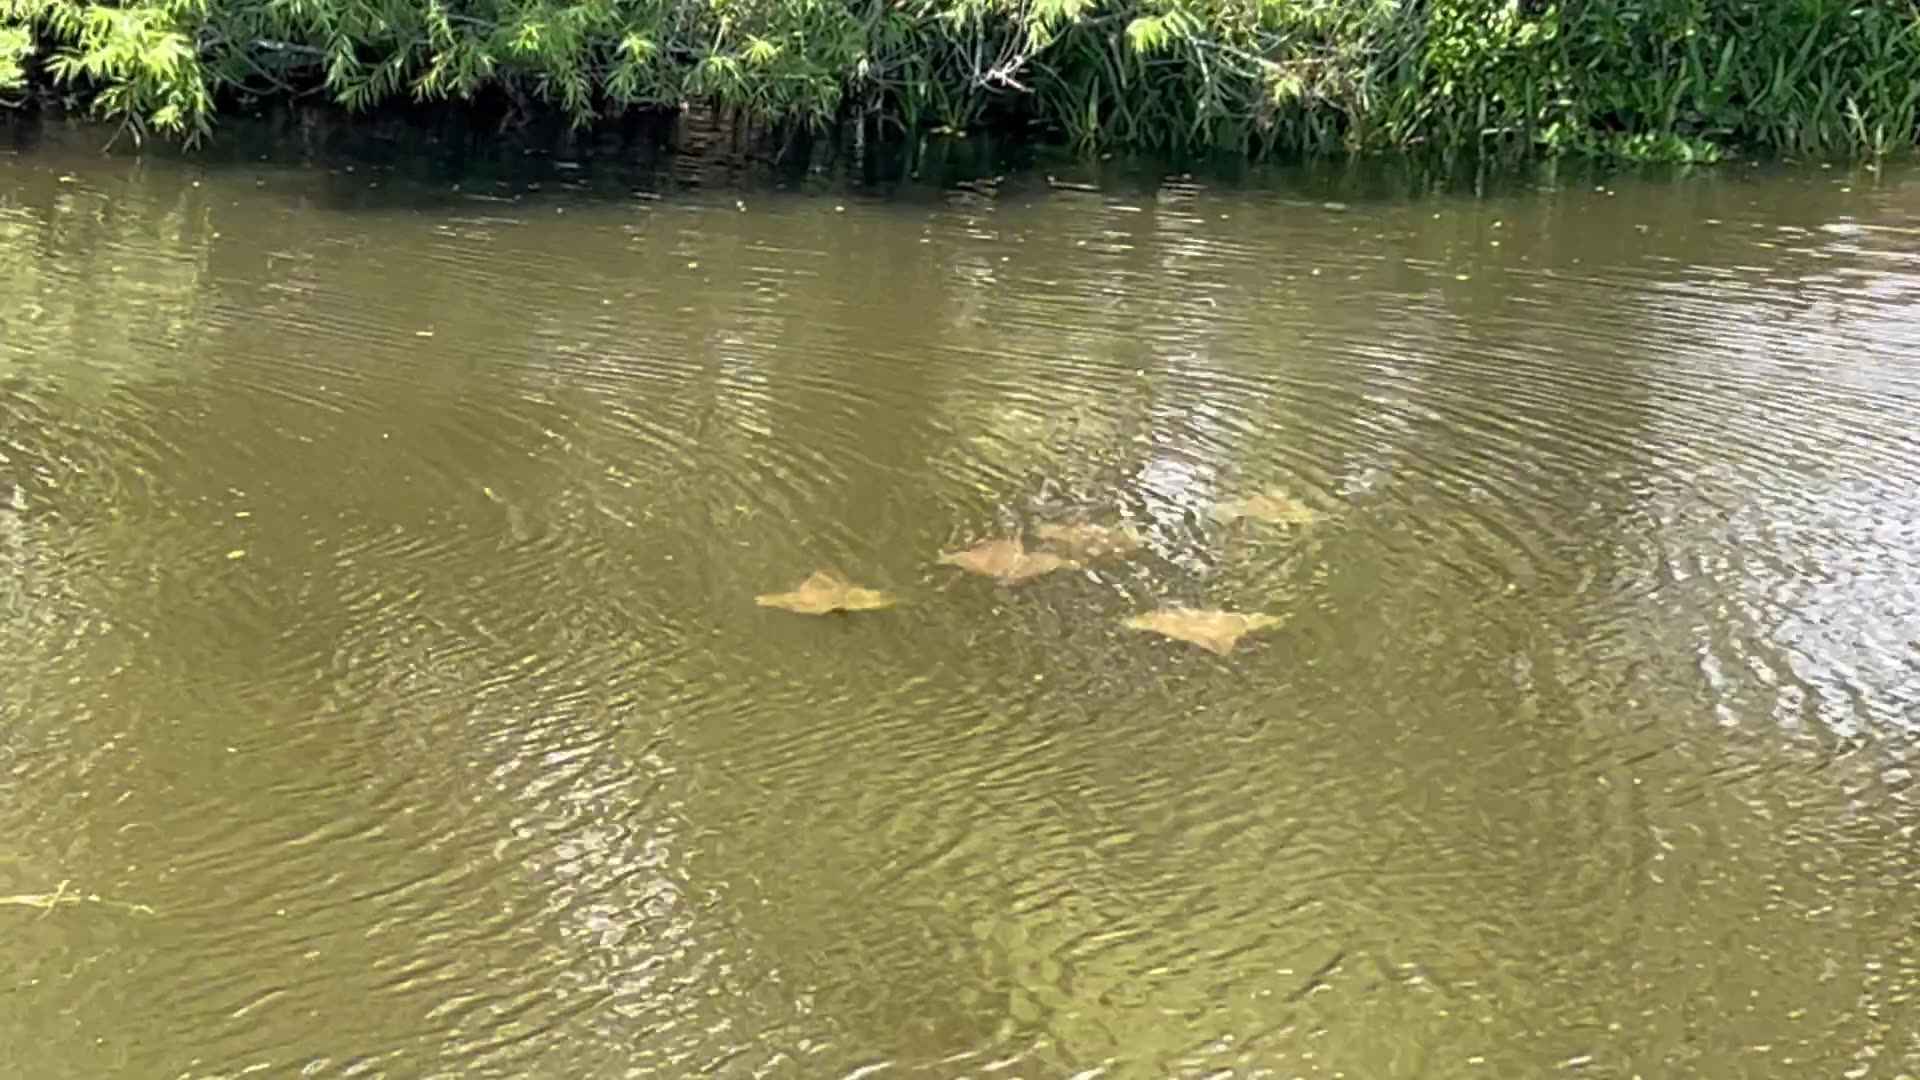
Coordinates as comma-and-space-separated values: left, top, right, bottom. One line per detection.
4, 146, 1920, 1078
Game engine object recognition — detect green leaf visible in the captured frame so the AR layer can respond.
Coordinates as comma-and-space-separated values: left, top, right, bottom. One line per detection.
742, 35, 780, 65
0, 24, 30, 89
1125, 15, 1168, 54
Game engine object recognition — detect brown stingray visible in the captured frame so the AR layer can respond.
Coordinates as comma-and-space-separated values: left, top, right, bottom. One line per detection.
755, 571, 898, 614
1124, 609, 1283, 656
938, 537, 1080, 582
1034, 522, 1146, 559
1209, 488, 1319, 527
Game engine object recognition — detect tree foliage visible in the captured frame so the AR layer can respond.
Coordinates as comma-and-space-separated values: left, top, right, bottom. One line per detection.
1, 16, 33, 88
2, 0, 1918, 159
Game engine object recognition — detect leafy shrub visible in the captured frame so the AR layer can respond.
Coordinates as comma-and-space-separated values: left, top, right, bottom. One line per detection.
1, 0, 1916, 159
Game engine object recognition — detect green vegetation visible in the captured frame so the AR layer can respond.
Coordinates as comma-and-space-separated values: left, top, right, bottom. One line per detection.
2, 0, 1919, 161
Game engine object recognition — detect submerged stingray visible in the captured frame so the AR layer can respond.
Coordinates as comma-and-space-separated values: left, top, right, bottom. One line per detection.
755, 571, 898, 615
938, 537, 1080, 582
1210, 488, 1319, 528
1034, 522, 1146, 559
1124, 608, 1282, 656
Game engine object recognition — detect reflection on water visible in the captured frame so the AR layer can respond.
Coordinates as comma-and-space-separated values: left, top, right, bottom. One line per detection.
2, 131, 1919, 1077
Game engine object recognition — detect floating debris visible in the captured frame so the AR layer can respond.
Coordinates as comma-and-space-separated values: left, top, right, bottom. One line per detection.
1, 880, 154, 916
1125, 609, 1283, 656
755, 571, 897, 615
1034, 522, 1145, 559
938, 537, 1079, 582
1209, 488, 1320, 528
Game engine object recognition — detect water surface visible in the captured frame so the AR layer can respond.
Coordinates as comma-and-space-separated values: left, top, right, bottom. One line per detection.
3, 134, 1919, 1078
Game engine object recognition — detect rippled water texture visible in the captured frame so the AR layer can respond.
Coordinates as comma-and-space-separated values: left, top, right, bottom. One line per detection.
3, 136, 1919, 1078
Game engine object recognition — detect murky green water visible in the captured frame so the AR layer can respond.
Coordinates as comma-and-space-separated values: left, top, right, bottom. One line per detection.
3, 127, 1919, 1078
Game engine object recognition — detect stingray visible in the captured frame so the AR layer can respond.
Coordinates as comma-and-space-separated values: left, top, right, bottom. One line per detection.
1034, 522, 1146, 559
755, 571, 898, 614
1209, 488, 1319, 527
1124, 609, 1283, 656
938, 537, 1080, 582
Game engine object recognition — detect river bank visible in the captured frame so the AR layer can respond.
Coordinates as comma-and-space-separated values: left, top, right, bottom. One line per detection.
0, 96, 1624, 204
